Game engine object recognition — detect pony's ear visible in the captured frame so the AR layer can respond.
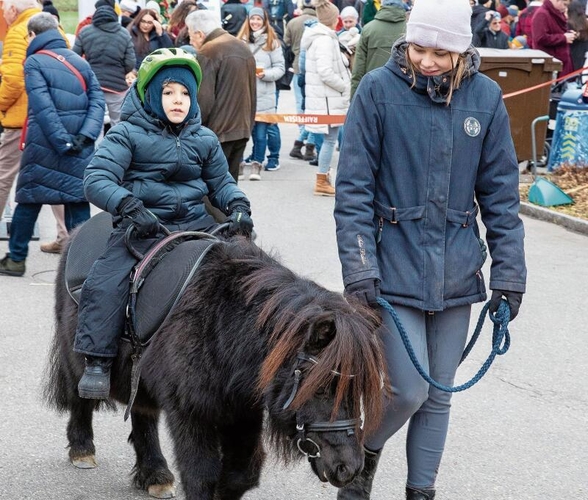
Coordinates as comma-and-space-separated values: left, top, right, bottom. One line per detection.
305, 316, 336, 355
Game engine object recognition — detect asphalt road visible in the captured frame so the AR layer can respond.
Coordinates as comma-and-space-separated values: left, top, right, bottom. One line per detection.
0, 91, 587, 499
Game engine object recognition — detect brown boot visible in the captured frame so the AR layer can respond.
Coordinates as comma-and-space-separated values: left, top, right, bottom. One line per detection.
303, 143, 316, 161
40, 240, 63, 254
289, 140, 305, 159
314, 173, 335, 197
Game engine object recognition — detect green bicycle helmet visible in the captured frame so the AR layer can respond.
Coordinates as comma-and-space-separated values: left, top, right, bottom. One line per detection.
136, 48, 203, 103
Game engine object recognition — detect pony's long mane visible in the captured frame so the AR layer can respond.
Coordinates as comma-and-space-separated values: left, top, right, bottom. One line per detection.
227, 241, 386, 436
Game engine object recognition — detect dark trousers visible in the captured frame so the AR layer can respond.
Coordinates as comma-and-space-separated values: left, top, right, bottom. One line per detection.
9, 202, 90, 261
204, 137, 249, 223
74, 219, 216, 358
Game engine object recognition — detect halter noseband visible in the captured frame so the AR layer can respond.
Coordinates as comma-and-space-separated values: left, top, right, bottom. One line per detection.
283, 352, 360, 459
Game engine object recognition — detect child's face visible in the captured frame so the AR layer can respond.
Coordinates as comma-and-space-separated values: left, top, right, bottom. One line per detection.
407, 44, 459, 77
342, 17, 356, 30
162, 82, 191, 124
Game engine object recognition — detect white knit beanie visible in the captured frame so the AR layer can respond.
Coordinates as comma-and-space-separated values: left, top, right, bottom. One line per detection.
406, 0, 473, 54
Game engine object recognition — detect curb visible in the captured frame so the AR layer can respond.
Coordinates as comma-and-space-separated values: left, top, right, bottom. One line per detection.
520, 201, 588, 236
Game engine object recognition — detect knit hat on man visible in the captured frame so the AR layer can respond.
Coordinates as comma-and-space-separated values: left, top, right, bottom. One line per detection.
406, 0, 472, 54
313, 0, 339, 27
42, 0, 60, 21
95, 0, 115, 8
144, 66, 199, 125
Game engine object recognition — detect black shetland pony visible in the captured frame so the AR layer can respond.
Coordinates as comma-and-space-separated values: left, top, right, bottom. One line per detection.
45, 236, 386, 499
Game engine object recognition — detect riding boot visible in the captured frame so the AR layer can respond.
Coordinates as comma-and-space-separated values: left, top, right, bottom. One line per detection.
303, 143, 316, 161
336, 447, 382, 499
289, 140, 305, 159
406, 486, 436, 499
78, 356, 113, 399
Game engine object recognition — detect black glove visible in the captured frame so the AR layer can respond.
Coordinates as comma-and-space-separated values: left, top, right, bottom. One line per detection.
488, 289, 523, 321
117, 196, 160, 239
226, 201, 254, 236
344, 278, 381, 308
69, 134, 92, 153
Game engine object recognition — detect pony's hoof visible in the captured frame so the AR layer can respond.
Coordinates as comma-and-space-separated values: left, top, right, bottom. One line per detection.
148, 484, 176, 499
71, 455, 97, 469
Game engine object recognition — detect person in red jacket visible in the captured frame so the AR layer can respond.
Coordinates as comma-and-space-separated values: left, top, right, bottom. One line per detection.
532, 0, 577, 75
516, 0, 543, 48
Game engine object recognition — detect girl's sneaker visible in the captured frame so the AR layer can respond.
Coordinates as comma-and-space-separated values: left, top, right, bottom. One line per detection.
263, 160, 280, 171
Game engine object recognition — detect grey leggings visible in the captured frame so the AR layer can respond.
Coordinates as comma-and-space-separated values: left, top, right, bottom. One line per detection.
366, 304, 471, 489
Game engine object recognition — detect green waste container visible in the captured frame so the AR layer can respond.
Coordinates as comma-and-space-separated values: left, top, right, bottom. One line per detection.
477, 48, 562, 162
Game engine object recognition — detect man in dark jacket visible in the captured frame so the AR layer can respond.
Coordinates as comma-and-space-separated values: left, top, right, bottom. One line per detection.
0, 13, 105, 277
185, 10, 256, 185
471, 0, 495, 44
221, 0, 248, 36
350, 0, 406, 98
73, 0, 136, 127
474, 10, 510, 48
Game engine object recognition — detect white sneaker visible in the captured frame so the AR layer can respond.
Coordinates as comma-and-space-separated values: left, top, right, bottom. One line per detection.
249, 161, 262, 181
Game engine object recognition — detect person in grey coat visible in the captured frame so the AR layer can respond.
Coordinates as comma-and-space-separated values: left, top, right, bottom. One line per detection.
73, 0, 136, 126
334, 1, 526, 499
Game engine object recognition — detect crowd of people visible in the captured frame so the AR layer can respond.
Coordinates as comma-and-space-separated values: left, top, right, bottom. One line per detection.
0, 0, 536, 499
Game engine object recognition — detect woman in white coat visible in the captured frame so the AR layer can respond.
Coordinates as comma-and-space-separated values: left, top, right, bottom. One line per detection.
237, 7, 285, 181
300, 0, 350, 196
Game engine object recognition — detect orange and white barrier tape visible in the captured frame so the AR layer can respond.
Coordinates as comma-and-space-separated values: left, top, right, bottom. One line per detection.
255, 113, 347, 124
502, 65, 588, 99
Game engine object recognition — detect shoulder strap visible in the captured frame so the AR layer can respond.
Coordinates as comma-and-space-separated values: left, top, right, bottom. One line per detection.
36, 49, 87, 92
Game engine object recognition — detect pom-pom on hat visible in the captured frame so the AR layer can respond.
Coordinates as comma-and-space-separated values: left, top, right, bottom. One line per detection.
42, 0, 60, 21
313, 0, 339, 27
248, 7, 265, 19
406, 0, 473, 54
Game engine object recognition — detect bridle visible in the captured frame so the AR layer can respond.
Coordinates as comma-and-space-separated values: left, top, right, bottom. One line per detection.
282, 352, 360, 459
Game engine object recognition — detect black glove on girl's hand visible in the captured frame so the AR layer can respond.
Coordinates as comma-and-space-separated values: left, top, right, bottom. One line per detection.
344, 278, 381, 308
226, 201, 254, 236
489, 289, 523, 321
117, 196, 160, 239
69, 134, 91, 153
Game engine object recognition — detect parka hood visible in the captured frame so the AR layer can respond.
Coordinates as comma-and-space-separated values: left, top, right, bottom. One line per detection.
389, 36, 480, 104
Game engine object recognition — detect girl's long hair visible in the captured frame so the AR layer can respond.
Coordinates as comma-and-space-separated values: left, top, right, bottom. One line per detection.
128, 8, 160, 57
568, 0, 588, 42
405, 44, 468, 106
236, 9, 280, 51
168, 0, 197, 34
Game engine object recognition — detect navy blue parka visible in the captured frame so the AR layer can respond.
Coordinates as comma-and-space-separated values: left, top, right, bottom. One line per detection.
17, 29, 105, 205
83, 82, 248, 225
334, 40, 527, 312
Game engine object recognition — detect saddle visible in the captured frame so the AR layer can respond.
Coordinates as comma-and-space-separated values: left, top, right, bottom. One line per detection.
65, 212, 220, 346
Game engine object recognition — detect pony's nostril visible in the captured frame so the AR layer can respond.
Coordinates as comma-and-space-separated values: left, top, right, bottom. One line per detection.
336, 463, 354, 483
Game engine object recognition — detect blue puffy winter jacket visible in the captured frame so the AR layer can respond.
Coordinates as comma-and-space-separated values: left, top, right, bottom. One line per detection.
16, 29, 105, 205
83, 83, 248, 225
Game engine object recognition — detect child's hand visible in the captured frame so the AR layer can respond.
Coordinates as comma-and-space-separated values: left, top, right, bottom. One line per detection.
117, 196, 160, 238
226, 201, 253, 236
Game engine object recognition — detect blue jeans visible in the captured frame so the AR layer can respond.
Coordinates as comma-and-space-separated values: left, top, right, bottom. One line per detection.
266, 123, 281, 166
251, 121, 269, 163
317, 127, 338, 173
9, 202, 90, 261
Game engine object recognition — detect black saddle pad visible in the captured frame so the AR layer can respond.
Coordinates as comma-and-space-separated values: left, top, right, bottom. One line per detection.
132, 238, 217, 344
65, 211, 113, 304
65, 212, 219, 345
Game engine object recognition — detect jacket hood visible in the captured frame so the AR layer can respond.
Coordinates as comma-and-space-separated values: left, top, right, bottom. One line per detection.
374, 4, 407, 23
92, 5, 121, 31
389, 36, 480, 104
26, 29, 68, 58
121, 83, 202, 133
300, 22, 336, 51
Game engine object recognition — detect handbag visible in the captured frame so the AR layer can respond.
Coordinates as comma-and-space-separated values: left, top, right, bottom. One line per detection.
20, 50, 87, 151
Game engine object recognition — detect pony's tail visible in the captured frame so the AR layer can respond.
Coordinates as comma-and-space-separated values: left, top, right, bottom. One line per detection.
43, 249, 78, 413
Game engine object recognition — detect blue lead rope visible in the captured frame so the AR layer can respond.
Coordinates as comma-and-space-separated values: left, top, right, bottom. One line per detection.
376, 297, 511, 393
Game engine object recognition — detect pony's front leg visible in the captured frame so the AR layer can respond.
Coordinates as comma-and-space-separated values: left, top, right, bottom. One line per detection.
166, 412, 221, 500
67, 398, 97, 469
215, 411, 266, 500
129, 409, 175, 499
